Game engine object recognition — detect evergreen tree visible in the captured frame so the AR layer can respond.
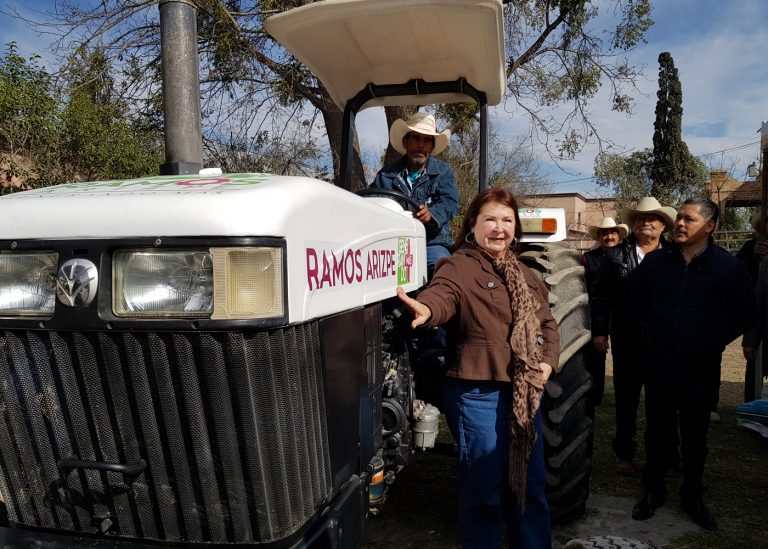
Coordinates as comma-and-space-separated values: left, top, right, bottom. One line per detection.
650, 52, 706, 204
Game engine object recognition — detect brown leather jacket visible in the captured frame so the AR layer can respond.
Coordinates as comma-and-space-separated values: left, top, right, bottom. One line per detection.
417, 246, 560, 381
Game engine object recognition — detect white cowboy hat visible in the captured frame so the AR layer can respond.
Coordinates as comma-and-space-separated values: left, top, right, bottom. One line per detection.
587, 217, 629, 241
621, 197, 677, 232
389, 113, 451, 156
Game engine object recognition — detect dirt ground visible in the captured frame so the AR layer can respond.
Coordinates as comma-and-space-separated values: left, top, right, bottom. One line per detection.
363, 338, 765, 549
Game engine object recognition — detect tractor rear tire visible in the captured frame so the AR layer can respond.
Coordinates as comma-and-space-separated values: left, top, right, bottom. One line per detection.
519, 242, 593, 523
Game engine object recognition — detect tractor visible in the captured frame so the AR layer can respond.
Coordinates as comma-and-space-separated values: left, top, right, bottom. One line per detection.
0, 0, 592, 547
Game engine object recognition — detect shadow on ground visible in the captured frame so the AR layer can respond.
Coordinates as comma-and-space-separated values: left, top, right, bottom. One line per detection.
363, 351, 768, 548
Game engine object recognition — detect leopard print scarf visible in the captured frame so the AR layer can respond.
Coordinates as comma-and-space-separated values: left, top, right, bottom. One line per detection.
475, 244, 545, 510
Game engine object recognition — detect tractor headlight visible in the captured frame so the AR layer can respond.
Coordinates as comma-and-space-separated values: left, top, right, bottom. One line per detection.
210, 247, 284, 320
0, 252, 58, 316
113, 250, 214, 317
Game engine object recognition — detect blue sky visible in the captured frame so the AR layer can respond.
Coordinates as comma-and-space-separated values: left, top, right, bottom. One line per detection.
540, 0, 768, 196
3, 1, 768, 198
358, 0, 768, 197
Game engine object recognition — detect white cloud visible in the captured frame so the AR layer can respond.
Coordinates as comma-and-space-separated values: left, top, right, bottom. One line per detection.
490, 0, 768, 194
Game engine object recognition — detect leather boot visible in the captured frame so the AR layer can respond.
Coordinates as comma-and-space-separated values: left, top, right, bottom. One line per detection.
632, 491, 665, 520
681, 496, 717, 530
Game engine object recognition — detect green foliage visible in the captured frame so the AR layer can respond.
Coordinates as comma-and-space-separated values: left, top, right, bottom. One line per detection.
0, 43, 59, 190
595, 144, 709, 213
8, 0, 655, 186
436, 103, 479, 137
59, 47, 163, 181
594, 149, 654, 215
597, 51, 708, 210
595, 146, 709, 214
0, 43, 162, 194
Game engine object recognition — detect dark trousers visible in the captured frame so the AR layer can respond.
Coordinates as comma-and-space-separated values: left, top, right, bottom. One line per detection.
585, 344, 606, 411
642, 355, 720, 499
744, 358, 765, 402
610, 339, 644, 460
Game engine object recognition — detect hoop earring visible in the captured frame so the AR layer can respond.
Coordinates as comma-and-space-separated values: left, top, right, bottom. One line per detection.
509, 237, 518, 247
465, 232, 476, 244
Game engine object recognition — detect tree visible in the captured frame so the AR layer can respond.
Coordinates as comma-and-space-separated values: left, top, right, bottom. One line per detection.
594, 146, 708, 214
0, 42, 59, 191
650, 51, 705, 204
594, 51, 709, 211
0, 42, 164, 193
594, 149, 654, 214
438, 112, 551, 236
8, 0, 653, 189
59, 47, 164, 181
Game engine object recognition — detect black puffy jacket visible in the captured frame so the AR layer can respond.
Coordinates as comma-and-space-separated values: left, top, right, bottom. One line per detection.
590, 234, 667, 340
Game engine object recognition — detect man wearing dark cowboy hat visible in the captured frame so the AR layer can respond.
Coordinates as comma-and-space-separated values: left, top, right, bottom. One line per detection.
631, 198, 756, 530
591, 197, 676, 475
580, 217, 628, 409
371, 112, 459, 277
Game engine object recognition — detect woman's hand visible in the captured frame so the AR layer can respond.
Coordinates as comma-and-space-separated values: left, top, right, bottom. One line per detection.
592, 335, 609, 353
540, 362, 553, 384
396, 287, 432, 329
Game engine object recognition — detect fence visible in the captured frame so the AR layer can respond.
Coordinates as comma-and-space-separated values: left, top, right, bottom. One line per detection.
714, 230, 753, 255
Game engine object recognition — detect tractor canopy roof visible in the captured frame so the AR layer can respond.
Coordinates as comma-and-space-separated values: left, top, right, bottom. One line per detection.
265, 0, 506, 111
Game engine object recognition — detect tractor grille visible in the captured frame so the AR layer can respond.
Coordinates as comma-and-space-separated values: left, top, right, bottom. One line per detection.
0, 324, 332, 543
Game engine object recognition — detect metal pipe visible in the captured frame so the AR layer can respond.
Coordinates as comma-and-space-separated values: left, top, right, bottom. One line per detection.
159, 0, 203, 175
479, 103, 488, 191
340, 105, 356, 191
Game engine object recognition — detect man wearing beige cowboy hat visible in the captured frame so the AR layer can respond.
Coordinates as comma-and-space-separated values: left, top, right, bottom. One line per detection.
632, 198, 756, 529
579, 217, 629, 409
370, 112, 459, 277
591, 197, 676, 475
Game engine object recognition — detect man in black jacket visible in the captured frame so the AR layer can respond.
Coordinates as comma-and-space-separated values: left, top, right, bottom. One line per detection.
580, 217, 628, 409
737, 213, 768, 402
631, 198, 756, 530
591, 197, 676, 474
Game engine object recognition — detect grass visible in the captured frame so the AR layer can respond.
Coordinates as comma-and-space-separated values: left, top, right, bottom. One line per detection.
364, 374, 768, 548
609, 379, 768, 549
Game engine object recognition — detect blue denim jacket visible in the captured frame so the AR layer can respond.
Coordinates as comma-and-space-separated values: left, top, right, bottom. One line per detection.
370, 156, 459, 248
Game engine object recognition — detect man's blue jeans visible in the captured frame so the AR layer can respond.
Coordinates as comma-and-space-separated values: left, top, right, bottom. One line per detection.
444, 379, 551, 549
427, 244, 451, 279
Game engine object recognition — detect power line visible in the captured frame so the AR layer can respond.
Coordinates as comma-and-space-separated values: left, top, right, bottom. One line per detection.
550, 139, 761, 187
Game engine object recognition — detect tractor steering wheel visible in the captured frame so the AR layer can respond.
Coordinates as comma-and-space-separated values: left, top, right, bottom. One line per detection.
356, 188, 421, 213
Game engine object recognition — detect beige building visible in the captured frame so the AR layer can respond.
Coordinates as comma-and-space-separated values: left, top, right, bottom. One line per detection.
522, 193, 617, 249
522, 170, 761, 250
707, 169, 761, 208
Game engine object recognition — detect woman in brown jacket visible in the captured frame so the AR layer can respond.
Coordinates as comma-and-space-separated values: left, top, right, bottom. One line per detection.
397, 188, 560, 548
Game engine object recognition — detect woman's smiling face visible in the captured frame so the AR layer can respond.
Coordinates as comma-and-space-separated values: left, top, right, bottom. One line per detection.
471, 201, 517, 258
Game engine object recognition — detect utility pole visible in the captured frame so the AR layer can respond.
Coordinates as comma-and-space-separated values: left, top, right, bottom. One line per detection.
159, 0, 203, 175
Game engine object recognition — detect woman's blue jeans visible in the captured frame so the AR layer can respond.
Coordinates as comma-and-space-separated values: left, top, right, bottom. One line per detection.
444, 378, 551, 549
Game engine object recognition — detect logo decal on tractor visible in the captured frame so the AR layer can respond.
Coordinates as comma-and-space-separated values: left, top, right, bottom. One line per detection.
397, 238, 413, 285
56, 259, 98, 307
306, 240, 411, 291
